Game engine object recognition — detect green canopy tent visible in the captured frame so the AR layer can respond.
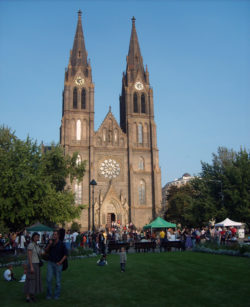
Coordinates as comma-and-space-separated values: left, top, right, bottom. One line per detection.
26, 222, 53, 232
144, 217, 176, 230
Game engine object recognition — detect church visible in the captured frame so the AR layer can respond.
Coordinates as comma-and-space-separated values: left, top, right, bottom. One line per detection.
60, 11, 162, 230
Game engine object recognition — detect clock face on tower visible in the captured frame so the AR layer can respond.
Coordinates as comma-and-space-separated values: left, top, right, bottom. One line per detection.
75, 76, 84, 86
134, 81, 144, 91
99, 159, 120, 179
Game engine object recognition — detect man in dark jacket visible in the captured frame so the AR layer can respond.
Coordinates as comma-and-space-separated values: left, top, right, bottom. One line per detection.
45, 230, 67, 300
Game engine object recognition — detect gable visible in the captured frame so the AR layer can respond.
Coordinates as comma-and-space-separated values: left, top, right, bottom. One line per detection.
95, 109, 127, 148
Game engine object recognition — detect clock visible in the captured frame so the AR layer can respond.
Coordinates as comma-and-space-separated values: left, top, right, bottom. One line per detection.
75, 76, 84, 86
135, 81, 144, 90
99, 159, 120, 179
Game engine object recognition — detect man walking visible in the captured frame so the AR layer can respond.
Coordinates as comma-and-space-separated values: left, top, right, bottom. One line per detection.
45, 230, 67, 300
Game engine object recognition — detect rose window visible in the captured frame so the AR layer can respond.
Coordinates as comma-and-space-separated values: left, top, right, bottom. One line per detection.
100, 159, 120, 179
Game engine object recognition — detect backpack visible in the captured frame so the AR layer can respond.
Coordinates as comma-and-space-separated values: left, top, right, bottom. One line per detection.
62, 258, 68, 271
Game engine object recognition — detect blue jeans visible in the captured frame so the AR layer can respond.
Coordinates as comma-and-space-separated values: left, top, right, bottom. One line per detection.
46, 261, 63, 299
120, 263, 126, 272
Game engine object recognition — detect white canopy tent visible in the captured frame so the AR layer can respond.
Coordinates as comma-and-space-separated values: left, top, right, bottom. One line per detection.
215, 218, 243, 227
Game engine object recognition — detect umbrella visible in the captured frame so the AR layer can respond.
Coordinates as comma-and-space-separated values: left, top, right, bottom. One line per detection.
26, 222, 53, 232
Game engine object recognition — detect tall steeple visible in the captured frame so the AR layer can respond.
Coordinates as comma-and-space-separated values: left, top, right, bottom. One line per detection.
126, 17, 145, 83
69, 10, 88, 72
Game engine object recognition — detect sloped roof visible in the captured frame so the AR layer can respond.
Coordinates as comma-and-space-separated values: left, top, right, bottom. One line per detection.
144, 217, 176, 229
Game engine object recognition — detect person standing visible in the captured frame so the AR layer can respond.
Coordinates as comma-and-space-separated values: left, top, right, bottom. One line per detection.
15, 232, 26, 254
24, 232, 43, 303
45, 230, 68, 300
119, 247, 127, 272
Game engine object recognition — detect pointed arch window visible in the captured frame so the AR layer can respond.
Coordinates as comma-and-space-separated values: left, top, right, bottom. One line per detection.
75, 181, 82, 204
139, 157, 144, 170
141, 93, 146, 113
76, 154, 81, 165
76, 119, 81, 141
81, 88, 86, 109
73, 87, 78, 109
133, 93, 138, 113
138, 124, 143, 144
139, 180, 146, 204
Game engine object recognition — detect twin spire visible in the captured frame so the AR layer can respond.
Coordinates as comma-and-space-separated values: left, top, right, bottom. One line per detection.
70, 10, 88, 69
127, 16, 145, 78
69, 12, 145, 80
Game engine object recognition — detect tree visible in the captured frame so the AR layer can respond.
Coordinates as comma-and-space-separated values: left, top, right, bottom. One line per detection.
164, 147, 250, 228
200, 147, 250, 227
0, 126, 86, 231
165, 184, 194, 227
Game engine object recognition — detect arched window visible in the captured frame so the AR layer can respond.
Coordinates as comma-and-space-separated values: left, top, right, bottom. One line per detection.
139, 157, 144, 170
75, 181, 82, 204
73, 87, 78, 109
81, 88, 86, 109
138, 124, 143, 144
76, 154, 81, 165
114, 129, 118, 143
103, 128, 107, 142
82, 119, 87, 140
141, 93, 146, 113
139, 180, 146, 204
133, 93, 138, 113
76, 119, 81, 140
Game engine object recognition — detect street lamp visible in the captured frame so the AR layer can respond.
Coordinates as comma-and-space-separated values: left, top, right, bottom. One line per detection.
90, 179, 97, 232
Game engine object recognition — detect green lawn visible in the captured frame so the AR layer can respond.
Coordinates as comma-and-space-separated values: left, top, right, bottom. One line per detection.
1, 252, 250, 307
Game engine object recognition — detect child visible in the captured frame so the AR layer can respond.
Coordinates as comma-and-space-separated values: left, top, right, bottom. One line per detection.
19, 264, 27, 282
97, 254, 108, 266
3, 265, 16, 281
119, 247, 127, 272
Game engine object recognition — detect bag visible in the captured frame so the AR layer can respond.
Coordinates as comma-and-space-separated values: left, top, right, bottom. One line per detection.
42, 252, 49, 261
62, 258, 68, 271
35, 245, 43, 267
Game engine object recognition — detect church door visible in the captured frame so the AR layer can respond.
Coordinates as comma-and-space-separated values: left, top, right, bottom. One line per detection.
107, 213, 116, 228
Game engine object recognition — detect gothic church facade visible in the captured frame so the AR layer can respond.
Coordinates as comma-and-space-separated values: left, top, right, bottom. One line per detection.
60, 11, 162, 230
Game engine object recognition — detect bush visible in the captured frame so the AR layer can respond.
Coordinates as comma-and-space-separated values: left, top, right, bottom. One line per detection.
71, 221, 81, 233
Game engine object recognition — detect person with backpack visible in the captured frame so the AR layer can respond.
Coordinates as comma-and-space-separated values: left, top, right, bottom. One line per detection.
45, 230, 68, 300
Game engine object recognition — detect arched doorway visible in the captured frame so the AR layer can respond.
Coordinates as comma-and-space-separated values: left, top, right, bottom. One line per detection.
107, 212, 116, 227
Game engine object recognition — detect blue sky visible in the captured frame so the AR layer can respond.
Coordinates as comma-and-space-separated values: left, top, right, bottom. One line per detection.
0, 0, 249, 185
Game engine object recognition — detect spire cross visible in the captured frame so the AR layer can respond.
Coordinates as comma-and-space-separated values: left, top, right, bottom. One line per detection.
78, 9, 82, 18
132, 16, 136, 25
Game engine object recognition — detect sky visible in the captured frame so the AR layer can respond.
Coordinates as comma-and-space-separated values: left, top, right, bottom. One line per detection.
0, 0, 250, 186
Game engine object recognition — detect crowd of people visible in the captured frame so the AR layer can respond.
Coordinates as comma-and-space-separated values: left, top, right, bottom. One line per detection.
0, 224, 240, 255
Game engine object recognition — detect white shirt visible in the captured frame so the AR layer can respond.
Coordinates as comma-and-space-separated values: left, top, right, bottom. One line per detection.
72, 232, 78, 242
4, 269, 11, 281
15, 235, 26, 249
65, 234, 71, 243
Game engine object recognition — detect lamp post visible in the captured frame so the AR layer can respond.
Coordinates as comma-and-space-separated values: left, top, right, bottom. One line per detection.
90, 179, 97, 233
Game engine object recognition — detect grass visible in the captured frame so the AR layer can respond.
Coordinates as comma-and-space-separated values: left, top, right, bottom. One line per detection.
0, 252, 250, 307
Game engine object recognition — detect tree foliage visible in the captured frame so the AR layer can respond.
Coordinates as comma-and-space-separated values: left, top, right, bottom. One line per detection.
0, 126, 86, 231
165, 147, 250, 228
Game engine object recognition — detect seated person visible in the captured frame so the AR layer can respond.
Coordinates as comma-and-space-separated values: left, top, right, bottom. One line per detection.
3, 264, 16, 281
97, 254, 108, 266
19, 264, 27, 283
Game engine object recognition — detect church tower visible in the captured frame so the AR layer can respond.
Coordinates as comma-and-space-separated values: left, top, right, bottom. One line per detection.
120, 17, 162, 224
60, 10, 94, 229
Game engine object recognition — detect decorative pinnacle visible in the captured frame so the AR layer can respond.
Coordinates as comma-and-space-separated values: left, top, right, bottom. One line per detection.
78, 9, 82, 18
132, 16, 136, 25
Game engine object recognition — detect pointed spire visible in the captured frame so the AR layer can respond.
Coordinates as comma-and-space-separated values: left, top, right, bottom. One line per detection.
70, 10, 88, 70
127, 16, 145, 80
